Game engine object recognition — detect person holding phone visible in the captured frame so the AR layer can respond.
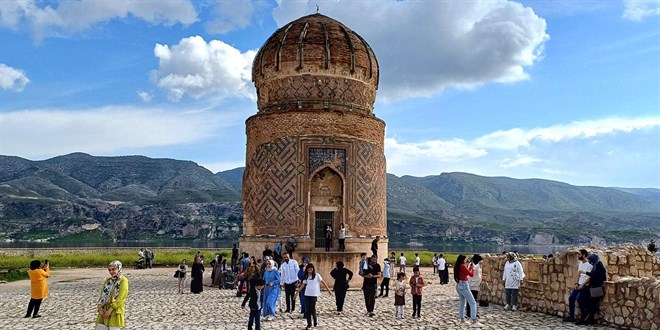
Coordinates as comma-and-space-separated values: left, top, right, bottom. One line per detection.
177, 259, 187, 294
25, 259, 50, 318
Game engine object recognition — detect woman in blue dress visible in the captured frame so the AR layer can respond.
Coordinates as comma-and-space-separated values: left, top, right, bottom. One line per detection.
263, 259, 281, 321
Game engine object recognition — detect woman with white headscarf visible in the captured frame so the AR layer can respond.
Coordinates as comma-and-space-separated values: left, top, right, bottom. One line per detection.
262, 259, 281, 320
96, 260, 129, 330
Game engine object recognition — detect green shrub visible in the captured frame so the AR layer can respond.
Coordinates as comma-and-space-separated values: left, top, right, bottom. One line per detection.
0, 269, 29, 282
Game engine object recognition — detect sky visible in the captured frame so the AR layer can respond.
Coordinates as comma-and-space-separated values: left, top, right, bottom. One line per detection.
0, 0, 659, 189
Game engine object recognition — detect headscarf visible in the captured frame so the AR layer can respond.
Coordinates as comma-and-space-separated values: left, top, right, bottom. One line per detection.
99, 260, 123, 305
587, 253, 600, 264
507, 252, 518, 263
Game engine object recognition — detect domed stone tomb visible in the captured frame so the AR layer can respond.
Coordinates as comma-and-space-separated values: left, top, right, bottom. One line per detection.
240, 13, 387, 281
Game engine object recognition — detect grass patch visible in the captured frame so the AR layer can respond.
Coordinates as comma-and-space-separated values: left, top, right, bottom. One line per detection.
0, 269, 29, 282
0, 249, 232, 269
385, 250, 461, 267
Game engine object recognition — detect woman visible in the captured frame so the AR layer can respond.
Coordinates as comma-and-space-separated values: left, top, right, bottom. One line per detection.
454, 254, 485, 328
338, 223, 346, 251
25, 259, 50, 318
466, 254, 483, 318
210, 255, 220, 285
297, 263, 332, 330
503, 252, 525, 311
324, 223, 332, 252
330, 260, 353, 314
96, 261, 129, 330
577, 253, 607, 325
262, 259, 281, 321
177, 259, 187, 294
190, 256, 205, 294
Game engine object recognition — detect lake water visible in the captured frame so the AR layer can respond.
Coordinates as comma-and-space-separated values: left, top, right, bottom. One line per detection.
0, 240, 569, 255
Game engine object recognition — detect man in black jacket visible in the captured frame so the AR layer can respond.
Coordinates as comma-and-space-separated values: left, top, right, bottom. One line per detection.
242, 278, 265, 330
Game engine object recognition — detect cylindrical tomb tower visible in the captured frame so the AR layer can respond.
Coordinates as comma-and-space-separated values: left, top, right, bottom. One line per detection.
240, 13, 387, 280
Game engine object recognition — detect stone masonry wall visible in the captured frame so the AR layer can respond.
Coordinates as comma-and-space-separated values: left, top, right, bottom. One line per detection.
479, 244, 660, 329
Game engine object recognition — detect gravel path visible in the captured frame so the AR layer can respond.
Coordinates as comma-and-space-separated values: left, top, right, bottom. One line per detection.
0, 267, 613, 329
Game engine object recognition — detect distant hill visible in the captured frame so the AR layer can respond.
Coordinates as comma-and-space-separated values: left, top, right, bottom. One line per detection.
1, 154, 658, 245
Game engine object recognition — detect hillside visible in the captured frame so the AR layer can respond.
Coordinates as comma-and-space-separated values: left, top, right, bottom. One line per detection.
1, 155, 658, 245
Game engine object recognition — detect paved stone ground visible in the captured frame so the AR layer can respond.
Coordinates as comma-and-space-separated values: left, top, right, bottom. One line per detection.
0, 267, 614, 329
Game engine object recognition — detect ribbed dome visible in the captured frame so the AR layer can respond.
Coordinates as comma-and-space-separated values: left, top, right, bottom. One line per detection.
252, 13, 379, 115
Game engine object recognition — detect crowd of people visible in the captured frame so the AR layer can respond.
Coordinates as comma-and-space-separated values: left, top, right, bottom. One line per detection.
22, 243, 614, 330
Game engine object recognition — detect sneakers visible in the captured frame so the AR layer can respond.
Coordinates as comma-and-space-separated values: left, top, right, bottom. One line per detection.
504, 304, 510, 310
512, 305, 517, 311
471, 321, 485, 328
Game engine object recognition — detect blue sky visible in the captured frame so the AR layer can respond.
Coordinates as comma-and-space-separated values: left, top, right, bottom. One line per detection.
0, 0, 659, 188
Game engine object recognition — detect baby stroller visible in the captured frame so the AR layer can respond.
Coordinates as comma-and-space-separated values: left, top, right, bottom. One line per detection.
222, 271, 236, 290
134, 257, 146, 269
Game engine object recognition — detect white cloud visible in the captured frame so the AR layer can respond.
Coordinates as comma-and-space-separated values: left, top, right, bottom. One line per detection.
272, 0, 548, 100
137, 91, 153, 103
0, 0, 198, 41
386, 116, 660, 181
0, 106, 240, 159
623, 0, 660, 21
152, 35, 256, 101
499, 155, 541, 168
474, 117, 660, 150
0, 63, 30, 91
206, 0, 256, 34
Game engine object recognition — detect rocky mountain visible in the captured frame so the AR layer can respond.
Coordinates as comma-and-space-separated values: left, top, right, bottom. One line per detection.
0, 154, 242, 242
1, 154, 659, 245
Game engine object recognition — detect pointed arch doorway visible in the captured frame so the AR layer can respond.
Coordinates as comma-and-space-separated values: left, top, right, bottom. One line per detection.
309, 167, 344, 249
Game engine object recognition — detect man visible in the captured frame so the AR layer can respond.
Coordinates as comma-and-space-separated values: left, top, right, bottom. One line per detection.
262, 245, 273, 259
414, 253, 420, 267
297, 258, 309, 316
371, 236, 380, 257
285, 235, 297, 259
237, 252, 251, 297
231, 243, 239, 272
358, 253, 368, 276
361, 255, 381, 317
563, 249, 592, 322
438, 254, 448, 284
399, 253, 407, 274
279, 252, 299, 313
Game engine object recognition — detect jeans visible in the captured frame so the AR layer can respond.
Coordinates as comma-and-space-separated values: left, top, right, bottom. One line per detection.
248, 309, 261, 330
338, 238, 345, 251
568, 288, 580, 318
505, 288, 519, 306
363, 285, 376, 313
466, 290, 479, 317
379, 277, 390, 296
412, 295, 422, 316
457, 281, 477, 320
304, 296, 318, 327
284, 283, 297, 312
335, 285, 348, 312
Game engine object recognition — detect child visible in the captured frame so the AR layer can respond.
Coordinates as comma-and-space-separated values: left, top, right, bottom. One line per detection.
409, 266, 425, 318
25, 259, 50, 318
242, 278, 265, 330
399, 253, 407, 273
393, 272, 408, 319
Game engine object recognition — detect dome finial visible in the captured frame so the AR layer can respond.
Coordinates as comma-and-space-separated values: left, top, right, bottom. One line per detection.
316, 4, 320, 14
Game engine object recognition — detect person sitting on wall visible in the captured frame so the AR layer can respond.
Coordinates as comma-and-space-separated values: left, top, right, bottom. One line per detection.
648, 240, 657, 253
563, 249, 592, 323
286, 235, 297, 259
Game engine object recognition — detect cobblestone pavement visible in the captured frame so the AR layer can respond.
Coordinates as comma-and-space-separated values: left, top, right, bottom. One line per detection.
0, 267, 614, 329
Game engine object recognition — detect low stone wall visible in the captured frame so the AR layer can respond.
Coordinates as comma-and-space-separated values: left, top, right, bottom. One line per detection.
479, 244, 660, 329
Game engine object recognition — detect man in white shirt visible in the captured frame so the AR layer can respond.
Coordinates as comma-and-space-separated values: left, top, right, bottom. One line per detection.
414, 253, 420, 266
279, 252, 299, 313
563, 249, 593, 322
438, 254, 448, 284
399, 253, 407, 273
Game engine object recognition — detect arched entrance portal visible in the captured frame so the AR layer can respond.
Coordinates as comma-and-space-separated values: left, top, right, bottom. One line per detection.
309, 167, 344, 249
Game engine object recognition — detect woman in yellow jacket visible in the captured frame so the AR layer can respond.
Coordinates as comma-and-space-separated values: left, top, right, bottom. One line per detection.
96, 260, 129, 330
25, 259, 50, 318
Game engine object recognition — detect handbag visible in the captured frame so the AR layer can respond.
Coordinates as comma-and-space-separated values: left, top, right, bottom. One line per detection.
173, 270, 181, 278
590, 286, 604, 297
